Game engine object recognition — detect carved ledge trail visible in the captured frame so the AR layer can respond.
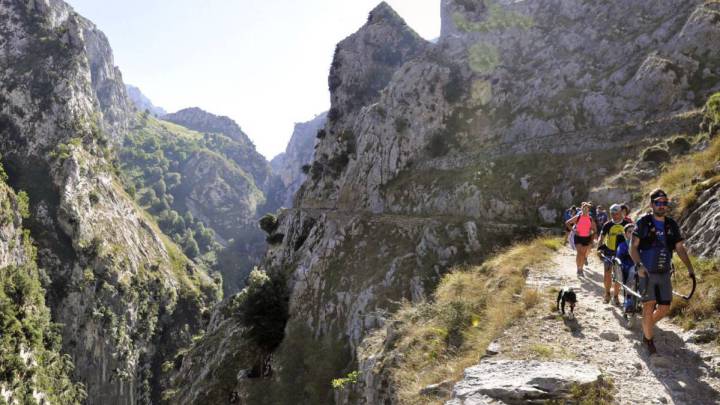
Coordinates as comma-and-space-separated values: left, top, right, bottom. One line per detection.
482, 247, 720, 404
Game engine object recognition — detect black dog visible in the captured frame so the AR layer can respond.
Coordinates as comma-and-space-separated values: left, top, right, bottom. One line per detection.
556, 287, 577, 316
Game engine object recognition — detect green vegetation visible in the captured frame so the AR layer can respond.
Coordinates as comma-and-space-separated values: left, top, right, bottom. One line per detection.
0, 183, 85, 403
707, 92, 720, 127
383, 237, 560, 404
259, 213, 279, 234
452, 0, 533, 33
331, 371, 359, 390
547, 376, 615, 405
468, 42, 500, 75
669, 256, 720, 334
119, 114, 253, 259
234, 268, 290, 353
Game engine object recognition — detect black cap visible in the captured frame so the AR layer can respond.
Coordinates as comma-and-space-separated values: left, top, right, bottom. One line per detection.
650, 189, 668, 201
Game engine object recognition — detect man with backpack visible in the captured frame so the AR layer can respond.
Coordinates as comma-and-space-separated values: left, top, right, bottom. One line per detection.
630, 189, 695, 355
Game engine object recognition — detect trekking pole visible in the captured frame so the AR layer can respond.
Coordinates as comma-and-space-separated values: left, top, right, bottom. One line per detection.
611, 258, 643, 299
672, 274, 697, 301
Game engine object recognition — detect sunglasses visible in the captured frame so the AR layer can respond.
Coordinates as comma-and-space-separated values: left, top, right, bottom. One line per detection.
654, 200, 669, 207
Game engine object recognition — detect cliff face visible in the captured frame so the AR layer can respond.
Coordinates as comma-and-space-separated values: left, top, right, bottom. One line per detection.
0, 176, 86, 404
0, 1, 218, 403
270, 112, 327, 207
171, 0, 720, 403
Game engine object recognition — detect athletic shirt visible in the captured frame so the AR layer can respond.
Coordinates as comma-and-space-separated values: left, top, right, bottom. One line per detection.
640, 219, 670, 273
576, 215, 593, 237
600, 219, 630, 251
615, 240, 634, 270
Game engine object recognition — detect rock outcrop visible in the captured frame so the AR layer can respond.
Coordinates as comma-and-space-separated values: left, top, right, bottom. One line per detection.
446, 360, 602, 405
270, 112, 327, 207
0, 1, 218, 403
126, 84, 167, 117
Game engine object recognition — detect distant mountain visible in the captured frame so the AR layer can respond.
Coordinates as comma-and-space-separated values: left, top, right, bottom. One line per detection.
270, 112, 327, 207
126, 84, 167, 117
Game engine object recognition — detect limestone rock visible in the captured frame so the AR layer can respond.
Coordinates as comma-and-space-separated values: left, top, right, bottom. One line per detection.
449, 360, 601, 404
270, 112, 327, 207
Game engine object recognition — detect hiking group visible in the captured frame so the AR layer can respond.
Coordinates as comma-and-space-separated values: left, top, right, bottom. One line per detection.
563, 189, 696, 355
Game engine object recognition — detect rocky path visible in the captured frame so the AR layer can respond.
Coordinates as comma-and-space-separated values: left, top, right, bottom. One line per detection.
449, 247, 720, 404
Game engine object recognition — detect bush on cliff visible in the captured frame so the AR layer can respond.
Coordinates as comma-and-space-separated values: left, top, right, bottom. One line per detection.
235, 268, 290, 353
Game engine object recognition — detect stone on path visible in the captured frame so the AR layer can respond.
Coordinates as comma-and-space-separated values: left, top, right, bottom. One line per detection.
446, 360, 601, 404
600, 331, 620, 342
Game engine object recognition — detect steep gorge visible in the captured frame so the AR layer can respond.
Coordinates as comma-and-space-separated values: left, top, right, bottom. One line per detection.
171, 0, 720, 404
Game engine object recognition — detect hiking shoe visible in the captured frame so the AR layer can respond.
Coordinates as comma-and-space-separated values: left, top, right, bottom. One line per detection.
604, 293, 611, 304
611, 296, 620, 306
577, 269, 584, 277
643, 336, 657, 355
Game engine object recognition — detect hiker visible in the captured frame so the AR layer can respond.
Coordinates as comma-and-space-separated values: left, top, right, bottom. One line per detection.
566, 202, 596, 277
598, 204, 631, 305
621, 203, 633, 223
563, 206, 577, 245
596, 205, 608, 230
615, 223, 638, 315
630, 189, 695, 355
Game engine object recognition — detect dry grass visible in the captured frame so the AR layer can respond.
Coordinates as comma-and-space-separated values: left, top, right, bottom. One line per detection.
669, 256, 720, 333
388, 237, 563, 404
652, 94, 720, 214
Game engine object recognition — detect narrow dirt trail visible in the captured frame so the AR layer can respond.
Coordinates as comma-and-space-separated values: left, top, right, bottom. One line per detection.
490, 246, 720, 404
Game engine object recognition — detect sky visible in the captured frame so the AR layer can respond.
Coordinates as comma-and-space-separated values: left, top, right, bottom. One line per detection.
66, 0, 441, 160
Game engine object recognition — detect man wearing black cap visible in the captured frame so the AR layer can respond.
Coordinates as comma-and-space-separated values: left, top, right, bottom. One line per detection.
630, 189, 695, 355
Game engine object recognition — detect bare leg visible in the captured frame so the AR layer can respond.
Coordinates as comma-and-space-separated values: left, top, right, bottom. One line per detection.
653, 304, 670, 323
575, 245, 585, 270
603, 264, 612, 297
642, 301, 656, 339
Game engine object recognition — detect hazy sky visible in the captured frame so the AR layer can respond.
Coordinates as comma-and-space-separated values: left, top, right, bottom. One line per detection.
66, 0, 441, 160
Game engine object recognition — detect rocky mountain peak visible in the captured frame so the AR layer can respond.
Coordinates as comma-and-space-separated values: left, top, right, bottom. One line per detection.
164, 107, 254, 146
327, 1, 428, 120
367, 1, 403, 24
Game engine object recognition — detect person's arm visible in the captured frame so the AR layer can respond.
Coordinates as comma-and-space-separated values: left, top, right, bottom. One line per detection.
675, 241, 695, 277
630, 234, 645, 277
565, 214, 578, 228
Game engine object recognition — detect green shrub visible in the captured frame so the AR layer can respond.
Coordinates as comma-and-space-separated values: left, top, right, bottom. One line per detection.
236, 268, 290, 352
16, 191, 30, 218
266, 233, 285, 245
88, 191, 100, 205
259, 213, 279, 234
707, 92, 720, 126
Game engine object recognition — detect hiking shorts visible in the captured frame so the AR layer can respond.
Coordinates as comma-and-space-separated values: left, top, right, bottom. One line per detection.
574, 235, 592, 246
639, 272, 673, 305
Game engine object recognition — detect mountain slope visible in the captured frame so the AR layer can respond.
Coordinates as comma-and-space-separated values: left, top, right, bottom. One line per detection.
0, 1, 219, 403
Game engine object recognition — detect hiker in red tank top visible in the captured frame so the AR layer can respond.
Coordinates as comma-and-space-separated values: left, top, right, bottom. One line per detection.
565, 202, 597, 277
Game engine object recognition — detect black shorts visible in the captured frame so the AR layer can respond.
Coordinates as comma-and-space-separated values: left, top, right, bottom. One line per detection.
574, 235, 592, 246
